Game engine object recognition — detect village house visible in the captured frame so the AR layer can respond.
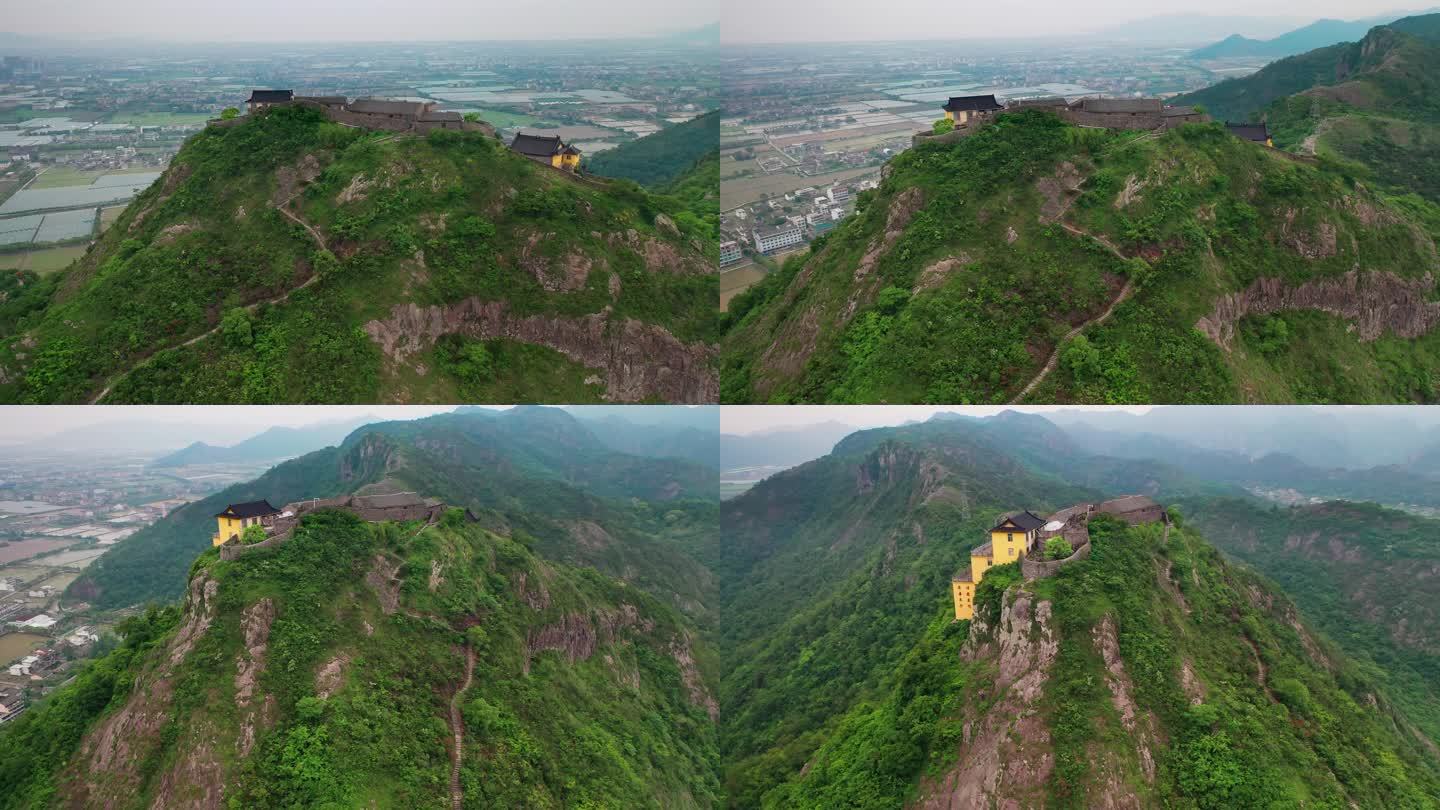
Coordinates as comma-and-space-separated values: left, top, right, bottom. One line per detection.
951, 511, 1047, 620
212, 500, 281, 547
508, 132, 582, 171
0, 687, 25, 724
7, 647, 61, 679
245, 89, 294, 114
950, 496, 1168, 620
942, 94, 1004, 125
1226, 122, 1274, 147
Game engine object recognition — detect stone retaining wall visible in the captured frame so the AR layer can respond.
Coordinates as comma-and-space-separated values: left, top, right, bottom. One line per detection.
1022, 540, 1091, 580
218, 493, 466, 560
209, 102, 494, 137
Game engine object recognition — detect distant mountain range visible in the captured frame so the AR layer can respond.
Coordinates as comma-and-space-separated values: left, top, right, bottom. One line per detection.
1187, 11, 1437, 59
148, 416, 378, 467
720, 421, 857, 471
1093, 14, 1312, 42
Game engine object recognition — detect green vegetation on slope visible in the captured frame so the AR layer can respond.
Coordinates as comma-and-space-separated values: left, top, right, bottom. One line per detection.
3, 509, 720, 808
1185, 497, 1440, 743
587, 110, 720, 189
741, 513, 1440, 808
722, 110, 1440, 404
718, 429, 1093, 807
0, 105, 716, 404
70, 407, 719, 615
0, 606, 180, 809
1178, 16, 1440, 205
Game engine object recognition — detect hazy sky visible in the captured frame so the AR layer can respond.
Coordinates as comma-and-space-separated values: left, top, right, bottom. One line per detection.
720, 1, 1408, 43
721, 405, 1150, 435
0, 405, 466, 444
6, 0, 714, 42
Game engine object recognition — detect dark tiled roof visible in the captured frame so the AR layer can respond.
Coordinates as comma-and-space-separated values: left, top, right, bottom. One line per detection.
216, 500, 279, 519
418, 110, 463, 122
348, 99, 429, 116
1099, 495, 1160, 514
994, 510, 1047, 532
952, 569, 974, 583
1161, 105, 1202, 117
1008, 96, 1068, 109
1080, 98, 1162, 114
510, 132, 565, 157
247, 89, 293, 104
971, 541, 993, 556
1226, 122, 1270, 142
298, 95, 347, 105
942, 94, 1003, 113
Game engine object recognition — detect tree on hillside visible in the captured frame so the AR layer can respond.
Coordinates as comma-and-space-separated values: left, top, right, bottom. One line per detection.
242, 524, 267, 545
1044, 536, 1073, 560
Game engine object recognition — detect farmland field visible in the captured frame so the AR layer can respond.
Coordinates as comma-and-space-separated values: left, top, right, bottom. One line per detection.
0, 244, 88, 273
721, 265, 767, 311
106, 111, 212, 127
0, 538, 72, 564
457, 107, 547, 128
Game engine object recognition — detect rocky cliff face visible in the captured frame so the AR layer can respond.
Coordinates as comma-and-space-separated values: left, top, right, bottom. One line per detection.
917, 588, 1058, 809
363, 298, 717, 403
1197, 270, 1440, 348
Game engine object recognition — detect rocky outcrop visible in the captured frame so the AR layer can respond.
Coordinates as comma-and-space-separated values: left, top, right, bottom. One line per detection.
365, 554, 403, 615
605, 228, 712, 276
1094, 614, 1160, 786
568, 520, 613, 550
753, 188, 924, 393
518, 230, 600, 291
524, 612, 597, 672
316, 652, 351, 699
912, 253, 974, 295
524, 604, 654, 674
918, 588, 1057, 808
1037, 161, 1085, 223
61, 573, 219, 808
363, 299, 717, 403
271, 153, 323, 205
669, 633, 719, 721
235, 598, 277, 758
1196, 270, 1440, 348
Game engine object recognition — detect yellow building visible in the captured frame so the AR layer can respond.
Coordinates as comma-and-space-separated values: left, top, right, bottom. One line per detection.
509, 133, 582, 172
951, 510, 1047, 620
213, 500, 280, 547
941, 94, 1004, 125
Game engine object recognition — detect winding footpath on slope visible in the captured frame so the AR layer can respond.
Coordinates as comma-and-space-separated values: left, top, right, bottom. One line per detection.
1009, 221, 1135, 404
88, 192, 328, 403
449, 645, 476, 810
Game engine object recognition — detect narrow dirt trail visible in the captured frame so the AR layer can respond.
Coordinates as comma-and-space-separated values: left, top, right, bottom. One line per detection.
449, 646, 476, 810
1010, 220, 1135, 403
88, 193, 329, 403
1241, 632, 1277, 702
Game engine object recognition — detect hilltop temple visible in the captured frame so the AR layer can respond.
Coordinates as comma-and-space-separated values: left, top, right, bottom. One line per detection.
508, 133, 583, 172
212, 500, 281, 547
230, 89, 489, 136
920, 94, 1213, 146
950, 495, 1168, 620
